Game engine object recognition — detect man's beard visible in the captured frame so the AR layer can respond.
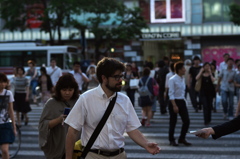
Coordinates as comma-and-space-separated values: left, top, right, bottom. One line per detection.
106, 81, 122, 92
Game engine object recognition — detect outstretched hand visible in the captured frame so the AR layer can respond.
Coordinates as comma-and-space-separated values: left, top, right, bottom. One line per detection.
145, 142, 161, 155
194, 128, 215, 139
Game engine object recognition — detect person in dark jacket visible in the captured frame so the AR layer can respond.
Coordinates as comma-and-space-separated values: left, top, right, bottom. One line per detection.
38, 67, 53, 105
194, 115, 240, 139
155, 60, 169, 114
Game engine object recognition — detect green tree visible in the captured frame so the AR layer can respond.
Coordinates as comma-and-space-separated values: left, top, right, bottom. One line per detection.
70, 0, 148, 61
229, 3, 240, 26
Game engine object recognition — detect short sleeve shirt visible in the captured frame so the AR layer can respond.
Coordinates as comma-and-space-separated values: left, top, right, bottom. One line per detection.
0, 89, 14, 124
65, 85, 141, 150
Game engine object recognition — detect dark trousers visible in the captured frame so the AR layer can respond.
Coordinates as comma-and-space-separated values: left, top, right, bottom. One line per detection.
201, 94, 213, 124
189, 86, 201, 110
126, 88, 136, 106
158, 89, 167, 114
168, 99, 190, 142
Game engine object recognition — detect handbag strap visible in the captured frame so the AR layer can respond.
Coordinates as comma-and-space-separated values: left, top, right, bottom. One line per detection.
81, 92, 118, 158
0, 89, 7, 108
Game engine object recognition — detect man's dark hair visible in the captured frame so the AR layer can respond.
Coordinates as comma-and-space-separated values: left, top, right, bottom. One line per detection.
227, 57, 234, 63
223, 53, 230, 57
158, 60, 165, 68
143, 67, 151, 76
193, 56, 201, 61
174, 61, 184, 74
96, 57, 125, 83
53, 73, 79, 101
170, 62, 175, 72
73, 61, 81, 66
50, 58, 56, 62
0, 72, 8, 82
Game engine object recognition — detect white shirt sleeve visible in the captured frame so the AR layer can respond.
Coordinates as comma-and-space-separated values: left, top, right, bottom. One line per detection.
65, 97, 86, 131
168, 77, 175, 100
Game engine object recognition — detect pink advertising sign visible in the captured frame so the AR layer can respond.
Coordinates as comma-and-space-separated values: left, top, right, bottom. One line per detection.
202, 46, 240, 67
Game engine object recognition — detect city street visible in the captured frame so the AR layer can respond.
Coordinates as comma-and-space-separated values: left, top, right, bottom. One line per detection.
11, 93, 240, 159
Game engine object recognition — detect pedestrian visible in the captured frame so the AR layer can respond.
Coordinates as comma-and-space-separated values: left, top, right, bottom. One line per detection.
123, 63, 138, 106
12, 66, 31, 127
24, 60, 39, 103
0, 73, 17, 159
193, 115, 240, 139
38, 67, 53, 106
65, 57, 160, 159
217, 58, 236, 120
184, 59, 191, 99
69, 61, 89, 94
47, 58, 62, 87
145, 61, 158, 119
38, 74, 79, 159
188, 56, 202, 112
139, 67, 156, 126
196, 62, 215, 126
211, 62, 219, 112
155, 60, 169, 115
87, 66, 99, 90
168, 61, 191, 146
234, 64, 240, 116
219, 53, 230, 73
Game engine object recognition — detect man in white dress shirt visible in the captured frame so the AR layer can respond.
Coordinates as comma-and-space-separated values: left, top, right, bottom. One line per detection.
69, 61, 89, 94
47, 59, 62, 87
65, 57, 160, 159
168, 61, 191, 146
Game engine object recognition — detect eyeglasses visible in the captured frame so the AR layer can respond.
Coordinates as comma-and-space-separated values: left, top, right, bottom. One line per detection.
110, 75, 124, 81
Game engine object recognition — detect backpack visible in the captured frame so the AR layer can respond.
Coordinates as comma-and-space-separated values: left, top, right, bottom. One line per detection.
138, 77, 151, 97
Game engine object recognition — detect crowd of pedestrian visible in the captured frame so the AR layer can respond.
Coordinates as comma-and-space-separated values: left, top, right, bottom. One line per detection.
1, 53, 240, 158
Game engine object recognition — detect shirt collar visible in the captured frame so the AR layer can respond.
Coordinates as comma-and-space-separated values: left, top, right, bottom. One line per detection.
96, 85, 116, 100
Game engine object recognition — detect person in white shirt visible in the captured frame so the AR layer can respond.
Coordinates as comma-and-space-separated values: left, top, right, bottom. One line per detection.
65, 57, 160, 159
219, 53, 230, 73
47, 59, 62, 87
69, 61, 89, 94
168, 61, 191, 146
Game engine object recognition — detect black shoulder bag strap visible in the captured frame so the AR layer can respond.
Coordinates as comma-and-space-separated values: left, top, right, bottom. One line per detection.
0, 90, 7, 108
81, 92, 118, 158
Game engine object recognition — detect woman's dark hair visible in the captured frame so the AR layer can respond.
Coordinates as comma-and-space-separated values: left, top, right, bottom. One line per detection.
16, 66, 25, 74
203, 62, 210, 68
40, 67, 47, 74
96, 57, 125, 83
174, 61, 184, 74
143, 67, 151, 76
144, 62, 154, 70
0, 72, 8, 82
53, 73, 79, 101
211, 62, 216, 70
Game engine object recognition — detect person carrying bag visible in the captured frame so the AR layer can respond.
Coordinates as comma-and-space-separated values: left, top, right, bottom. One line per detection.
73, 93, 117, 159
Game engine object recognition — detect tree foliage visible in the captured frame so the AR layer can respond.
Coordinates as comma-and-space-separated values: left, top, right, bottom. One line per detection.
0, 0, 148, 60
229, 3, 240, 26
70, 0, 148, 61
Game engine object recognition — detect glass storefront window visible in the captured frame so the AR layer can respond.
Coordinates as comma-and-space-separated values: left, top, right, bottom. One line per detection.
151, 0, 185, 23
203, 0, 237, 22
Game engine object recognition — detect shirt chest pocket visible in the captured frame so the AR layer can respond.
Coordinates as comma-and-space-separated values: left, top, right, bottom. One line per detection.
111, 113, 127, 133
